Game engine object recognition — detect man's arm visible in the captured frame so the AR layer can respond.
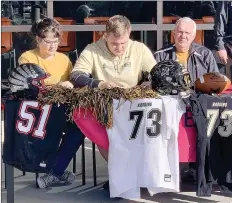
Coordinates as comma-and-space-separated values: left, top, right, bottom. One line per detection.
205, 50, 220, 73
70, 46, 102, 88
214, 1, 228, 51
70, 71, 102, 88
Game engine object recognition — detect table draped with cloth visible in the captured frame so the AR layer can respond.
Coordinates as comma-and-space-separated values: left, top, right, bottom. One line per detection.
72, 86, 232, 163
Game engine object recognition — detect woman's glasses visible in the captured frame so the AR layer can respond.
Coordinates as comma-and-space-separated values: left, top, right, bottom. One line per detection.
42, 38, 60, 46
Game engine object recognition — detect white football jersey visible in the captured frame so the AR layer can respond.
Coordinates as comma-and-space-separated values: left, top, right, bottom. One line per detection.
107, 96, 186, 199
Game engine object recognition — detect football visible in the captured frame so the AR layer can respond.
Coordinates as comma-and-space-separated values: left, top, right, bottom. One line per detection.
195, 72, 231, 94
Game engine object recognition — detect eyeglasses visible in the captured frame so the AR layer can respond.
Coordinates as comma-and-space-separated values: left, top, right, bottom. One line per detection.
42, 38, 60, 46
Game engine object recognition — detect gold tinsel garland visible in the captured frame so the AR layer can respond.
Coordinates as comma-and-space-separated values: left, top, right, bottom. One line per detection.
37, 85, 160, 128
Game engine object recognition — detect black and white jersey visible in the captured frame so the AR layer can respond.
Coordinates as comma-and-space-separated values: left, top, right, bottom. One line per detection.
187, 93, 232, 196
107, 96, 186, 199
2, 99, 66, 173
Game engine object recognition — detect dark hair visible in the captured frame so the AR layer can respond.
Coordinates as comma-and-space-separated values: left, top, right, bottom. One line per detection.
31, 18, 62, 39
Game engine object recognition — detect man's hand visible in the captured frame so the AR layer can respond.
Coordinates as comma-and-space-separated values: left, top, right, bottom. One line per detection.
59, 81, 74, 89
217, 49, 228, 64
98, 81, 122, 89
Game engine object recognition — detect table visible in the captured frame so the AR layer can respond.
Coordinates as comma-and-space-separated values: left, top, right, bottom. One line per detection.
73, 86, 232, 163
73, 101, 197, 162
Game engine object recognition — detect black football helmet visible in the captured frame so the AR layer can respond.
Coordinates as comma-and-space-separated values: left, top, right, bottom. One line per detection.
149, 60, 189, 95
8, 63, 49, 99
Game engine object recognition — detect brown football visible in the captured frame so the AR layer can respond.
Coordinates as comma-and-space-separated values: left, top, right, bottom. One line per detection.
195, 72, 231, 94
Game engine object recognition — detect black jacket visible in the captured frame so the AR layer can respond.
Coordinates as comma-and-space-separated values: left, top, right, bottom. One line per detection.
214, 1, 232, 51
153, 43, 219, 83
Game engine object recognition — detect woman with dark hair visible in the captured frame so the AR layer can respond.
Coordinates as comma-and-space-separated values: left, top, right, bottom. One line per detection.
19, 18, 73, 87
18, 18, 85, 188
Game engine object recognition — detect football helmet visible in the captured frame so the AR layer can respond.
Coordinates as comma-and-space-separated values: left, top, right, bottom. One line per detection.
8, 63, 49, 99
149, 60, 189, 95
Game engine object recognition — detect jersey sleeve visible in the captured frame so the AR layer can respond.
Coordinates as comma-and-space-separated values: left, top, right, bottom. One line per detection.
161, 96, 174, 140
162, 95, 186, 140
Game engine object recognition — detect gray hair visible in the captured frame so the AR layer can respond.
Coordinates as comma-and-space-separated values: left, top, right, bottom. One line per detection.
175, 17, 196, 34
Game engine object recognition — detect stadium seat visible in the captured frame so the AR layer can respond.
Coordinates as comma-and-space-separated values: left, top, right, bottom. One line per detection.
162, 16, 178, 24
202, 16, 214, 24
84, 17, 109, 42
1, 17, 16, 96
1, 17, 13, 53
54, 17, 77, 52
54, 17, 78, 65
